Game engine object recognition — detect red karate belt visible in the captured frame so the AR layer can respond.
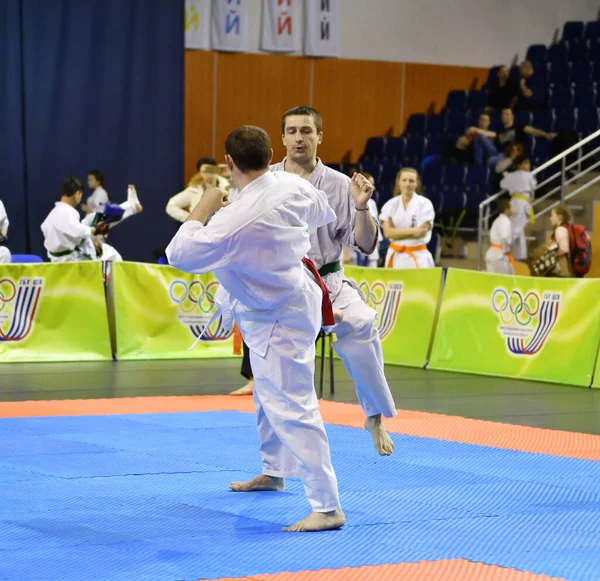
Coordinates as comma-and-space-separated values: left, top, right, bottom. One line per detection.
302, 257, 335, 326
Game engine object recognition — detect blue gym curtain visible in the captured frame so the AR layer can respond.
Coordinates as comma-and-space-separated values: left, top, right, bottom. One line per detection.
1, 0, 184, 261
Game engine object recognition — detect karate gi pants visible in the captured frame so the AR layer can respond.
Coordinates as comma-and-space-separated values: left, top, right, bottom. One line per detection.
485, 248, 514, 275
510, 199, 530, 261
246, 276, 340, 512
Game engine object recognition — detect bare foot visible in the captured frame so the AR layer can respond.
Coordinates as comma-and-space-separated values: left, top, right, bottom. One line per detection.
230, 379, 254, 395
283, 509, 346, 532
230, 474, 284, 492
364, 414, 394, 456
333, 309, 344, 324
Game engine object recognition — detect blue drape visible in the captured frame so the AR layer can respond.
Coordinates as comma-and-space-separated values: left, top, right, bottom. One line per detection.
1, 0, 184, 261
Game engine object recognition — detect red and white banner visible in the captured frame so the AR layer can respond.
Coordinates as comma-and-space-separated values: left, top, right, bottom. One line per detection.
261, 0, 301, 53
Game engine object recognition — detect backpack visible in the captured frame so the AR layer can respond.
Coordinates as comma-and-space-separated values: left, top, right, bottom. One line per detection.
566, 223, 592, 277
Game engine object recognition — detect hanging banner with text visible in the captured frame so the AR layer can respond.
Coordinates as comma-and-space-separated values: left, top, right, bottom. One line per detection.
429, 269, 600, 387
0, 262, 111, 363
304, 0, 341, 57
261, 0, 301, 53
185, 0, 211, 50
211, 0, 249, 52
343, 266, 443, 368
112, 262, 236, 360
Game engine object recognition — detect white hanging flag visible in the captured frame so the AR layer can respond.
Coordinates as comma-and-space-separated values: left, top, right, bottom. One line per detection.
185, 0, 210, 50
211, 0, 249, 52
304, 0, 341, 57
261, 0, 301, 53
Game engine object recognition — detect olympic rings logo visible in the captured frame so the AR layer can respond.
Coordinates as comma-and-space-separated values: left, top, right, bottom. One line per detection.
169, 280, 218, 314
492, 288, 540, 326
358, 281, 386, 307
0, 279, 16, 314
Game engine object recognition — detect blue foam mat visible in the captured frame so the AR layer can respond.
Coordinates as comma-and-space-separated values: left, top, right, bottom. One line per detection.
0, 411, 599, 580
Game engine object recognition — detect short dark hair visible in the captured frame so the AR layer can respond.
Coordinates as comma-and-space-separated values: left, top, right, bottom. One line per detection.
87, 170, 103, 186
514, 154, 530, 167
225, 126, 271, 173
281, 106, 323, 134
196, 157, 217, 171
62, 176, 83, 197
497, 197, 512, 214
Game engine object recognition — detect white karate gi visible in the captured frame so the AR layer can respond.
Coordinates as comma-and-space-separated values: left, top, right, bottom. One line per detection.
500, 170, 536, 261
0, 200, 10, 263
41, 202, 97, 262
86, 186, 109, 213
166, 177, 231, 223
271, 159, 396, 420
347, 199, 381, 267
485, 213, 514, 275
166, 170, 341, 513
379, 194, 435, 269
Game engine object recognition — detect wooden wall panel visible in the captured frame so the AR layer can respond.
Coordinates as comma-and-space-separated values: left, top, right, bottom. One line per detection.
403, 63, 489, 129
312, 59, 404, 163
214, 53, 312, 163
184, 51, 215, 183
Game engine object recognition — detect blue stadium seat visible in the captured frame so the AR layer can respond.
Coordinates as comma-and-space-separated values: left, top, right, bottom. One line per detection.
444, 90, 467, 112
526, 44, 547, 65
548, 61, 571, 86
554, 108, 578, 132
424, 135, 442, 157
425, 186, 443, 215
563, 21, 585, 43
573, 84, 597, 110
427, 231, 441, 264
585, 21, 600, 42
523, 134, 536, 158
425, 114, 445, 135
576, 108, 599, 134
509, 65, 520, 86
442, 191, 467, 216
532, 138, 552, 167
590, 42, 600, 63
515, 110, 533, 127
381, 163, 400, 189
361, 163, 383, 185
442, 164, 467, 192
466, 165, 489, 188
360, 137, 386, 163
10, 254, 44, 263
447, 112, 468, 135
464, 188, 488, 227
486, 66, 501, 88
550, 85, 573, 109
570, 61, 593, 85
401, 135, 426, 167
466, 90, 487, 111
384, 138, 404, 164
422, 163, 443, 188
405, 114, 426, 135
533, 110, 555, 132
548, 43, 569, 64
489, 110, 503, 133
567, 41, 588, 62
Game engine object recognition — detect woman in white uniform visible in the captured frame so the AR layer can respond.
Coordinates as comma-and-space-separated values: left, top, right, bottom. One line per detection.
485, 197, 515, 274
380, 168, 435, 269
0, 199, 11, 263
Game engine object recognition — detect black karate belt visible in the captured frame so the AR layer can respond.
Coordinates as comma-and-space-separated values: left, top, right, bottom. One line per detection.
316, 330, 335, 399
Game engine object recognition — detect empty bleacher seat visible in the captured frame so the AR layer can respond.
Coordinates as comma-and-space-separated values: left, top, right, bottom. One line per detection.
567, 41, 588, 62
532, 138, 552, 167
424, 135, 442, 157
576, 108, 599, 134
515, 110, 533, 127
550, 85, 573, 109
466, 90, 487, 111
401, 135, 426, 167
489, 110, 503, 133
548, 43, 569, 64
359, 137, 386, 163
384, 138, 404, 164
464, 188, 488, 227
466, 165, 489, 189
361, 163, 383, 185
405, 114, 426, 135
570, 61, 593, 85
563, 21, 585, 43
447, 112, 468, 135
444, 90, 467, 112
485, 66, 502, 88
548, 61, 571, 87
381, 163, 400, 188
425, 114, 445, 135
533, 110, 555, 132
585, 21, 600, 42
526, 44, 547, 65
573, 84, 597, 110
554, 108, 578, 132
422, 163, 443, 188
442, 164, 467, 192
523, 134, 536, 158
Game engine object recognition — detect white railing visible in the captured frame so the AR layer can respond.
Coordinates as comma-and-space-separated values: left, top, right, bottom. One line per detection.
477, 127, 600, 269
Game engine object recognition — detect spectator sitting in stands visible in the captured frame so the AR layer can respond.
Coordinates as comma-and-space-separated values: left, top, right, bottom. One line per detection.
0, 199, 10, 264
514, 60, 545, 111
473, 108, 555, 169
445, 113, 493, 164
487, 66, 517, 110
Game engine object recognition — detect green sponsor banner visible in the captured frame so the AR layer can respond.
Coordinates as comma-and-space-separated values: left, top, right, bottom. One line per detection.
429, 269, 600, 387
0, 262, 111, 362
593, 347, 600, 388
113, 262, 236, 360
343, 266, 443, 368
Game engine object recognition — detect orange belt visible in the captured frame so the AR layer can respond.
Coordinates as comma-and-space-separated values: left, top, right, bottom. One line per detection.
387, 243, 427, 268
491, 243, 516, 265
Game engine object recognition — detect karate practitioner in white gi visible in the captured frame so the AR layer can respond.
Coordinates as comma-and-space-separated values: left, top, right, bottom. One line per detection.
166, 125, 347, 532
41, 176, 109, 262
0, 200, 11, 264
380, 168, 435, 269
500, 155, 536, 261
231, 107, 396, 457
485, 198, 515, 275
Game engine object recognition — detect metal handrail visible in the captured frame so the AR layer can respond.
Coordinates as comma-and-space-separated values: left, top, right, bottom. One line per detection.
477, 127, 600, 269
